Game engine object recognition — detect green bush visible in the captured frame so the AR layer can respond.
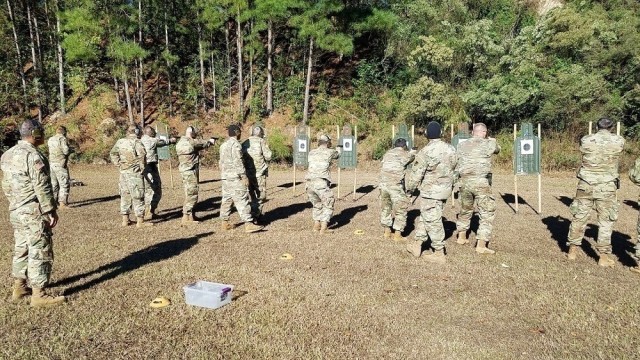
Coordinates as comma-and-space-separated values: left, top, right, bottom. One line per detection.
267, 128, 292, 163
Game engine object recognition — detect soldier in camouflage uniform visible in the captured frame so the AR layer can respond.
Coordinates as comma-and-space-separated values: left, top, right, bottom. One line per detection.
141, 126, 176, 219
306, 134, 341, 234
110, 126, 151, 228
566, 118, 625, 267
219, 125, 263, 233
406, 122, 457, 263
455, 123, 501, 254
1, 119, 65, 307
48, 126, 73, 208
629, 156, 640, 274
242, 125, 273, 222
176, 126, 216, 225
378, 138, 415, 241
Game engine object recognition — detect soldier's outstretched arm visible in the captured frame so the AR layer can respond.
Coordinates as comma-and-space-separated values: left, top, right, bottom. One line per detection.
109, 142, 120, 166
262, 139, 273, 162
28, 152, 56, 215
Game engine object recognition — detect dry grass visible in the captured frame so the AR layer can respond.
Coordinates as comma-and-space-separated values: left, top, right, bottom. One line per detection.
1, 166, 640, 359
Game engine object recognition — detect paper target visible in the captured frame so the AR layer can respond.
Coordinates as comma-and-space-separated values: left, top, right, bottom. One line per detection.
521, 139, 534, 155
342, 138, 353, 152
297, 139, 307, 153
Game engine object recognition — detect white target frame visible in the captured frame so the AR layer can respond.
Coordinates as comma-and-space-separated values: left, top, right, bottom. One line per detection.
297, 139, 308, 153
520, 139, 534, 155
342, 138, 353, 152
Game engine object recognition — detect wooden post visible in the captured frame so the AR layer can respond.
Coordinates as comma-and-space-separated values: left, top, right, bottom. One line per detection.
293, 126, 297, 193
411, 125, 415, 145
166, 124, 174, 189
589, 121, 593, 135
514, 123, 518, 213
392, 125, 395, 140
451, 124, 455, 206
353, 125, 357, 202
617, 121, 621, 136
538, 123, 542, 215
336, 125, 341, 200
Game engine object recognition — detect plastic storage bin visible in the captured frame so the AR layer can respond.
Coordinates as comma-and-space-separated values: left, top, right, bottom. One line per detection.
183, 281, 234, 309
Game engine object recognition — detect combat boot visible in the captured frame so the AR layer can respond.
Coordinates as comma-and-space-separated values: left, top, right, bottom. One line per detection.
58, 202, 70, 210
393, 231, 405, 242
122, 215, 131, 227
424, 249, 447, 264
220, 220, 233, 231
383, 227, 392, 239
245, 222, 264, 233
566, 245, 579, 261
313, 221, 321, 232
11, 279, 31, 302
456, 232, 469, 245
136, 217, 153, 228
319, 222, 333, 234
475, 240, 495, 255
598, 253, 615, 267
30, 287, 65, 307
144, 206, 152, 220
181, 214, 201, 227
406, 240, 422, 258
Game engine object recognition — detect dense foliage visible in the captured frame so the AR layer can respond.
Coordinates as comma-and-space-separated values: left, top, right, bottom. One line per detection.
1, 0, 639, 140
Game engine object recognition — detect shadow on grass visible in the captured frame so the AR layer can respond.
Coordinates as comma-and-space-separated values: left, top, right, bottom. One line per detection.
71, 194, 120, 208
154, 197, 221, 222
332, 205, 368, 229
501, 193, 537, 214
624, 200, 639, 211
542, 215, 635, 266
199, 178, 221, 185
264, 201, 312, 223
403, 209, 455, 240
556, 196, 573, 207
51, 232, 211, 296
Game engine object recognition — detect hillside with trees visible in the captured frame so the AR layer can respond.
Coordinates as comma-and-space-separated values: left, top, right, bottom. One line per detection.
1, 0, 639, 167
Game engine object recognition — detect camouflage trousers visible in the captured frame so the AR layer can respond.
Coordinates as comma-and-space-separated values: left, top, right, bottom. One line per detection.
636, 197, 640, 260
119, 172, 145, 217
416, 198, 446, 251
379, 182, 409, 232
456, 177, 496, 242
306, 178, 335, 223
181, 170, 199, 215
220, 178, 252, 223
10, 202, 53, 288
247, 173, 267, 217
568, 180, 618, 254
50, 163, 70, 205
143, 162, 162, 212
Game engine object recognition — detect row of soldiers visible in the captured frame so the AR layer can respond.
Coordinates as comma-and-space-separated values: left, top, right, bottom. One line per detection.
2, 117, 639, 308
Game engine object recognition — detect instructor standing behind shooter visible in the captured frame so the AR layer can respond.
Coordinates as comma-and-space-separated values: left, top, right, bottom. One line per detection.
1, 119, 65, 307
141, 126, 176, 219
48, 126, 73, 208
306, 134, 341, 234
242, 125, 273, 223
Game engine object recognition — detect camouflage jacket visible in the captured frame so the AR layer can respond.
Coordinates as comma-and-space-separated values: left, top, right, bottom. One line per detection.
176, 136, 211, 173
407, 139, 457, 200
47, 133, 71, 166
219, 137, 246, 180
109, 134, 146, 173
379, 147, 415, 185
141, 134, 171, 164
305, 146, 340, 181
455, 137, 500, 179
577, 130, 625, 185
242, 136, 273, 177
1, 140, 56, 213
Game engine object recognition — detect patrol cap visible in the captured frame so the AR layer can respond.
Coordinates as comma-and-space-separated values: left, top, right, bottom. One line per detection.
20, 118, 44, 139
394, 138, 407, 148
228, 124, 241, 137
144, 126, 156, 137
318, 134, 332, 142
128, 125, 141, 136
597, 117, 614, 130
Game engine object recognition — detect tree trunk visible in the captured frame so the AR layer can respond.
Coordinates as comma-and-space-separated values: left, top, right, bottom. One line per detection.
6, 0, 27, 104
138, 0, 145, 126
26, 0, 41, 120
303, 38, 314, 125
266, 20, 273, 114
124, 74, 134, 125
164, 9, 173, 116
133, 61, 140, 111
198, 23, 206, 110
225, 23, 231, 99
236, 9, 244, 119
114, 76, 120, 106
55, 0, 65, 114
210, 50, 216, 110
31, 1, 43, 69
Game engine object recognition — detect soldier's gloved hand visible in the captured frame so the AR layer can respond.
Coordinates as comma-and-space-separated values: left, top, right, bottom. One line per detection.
208, 138, 217, 145
170, 137, 177, 144
46, 211, 59, 229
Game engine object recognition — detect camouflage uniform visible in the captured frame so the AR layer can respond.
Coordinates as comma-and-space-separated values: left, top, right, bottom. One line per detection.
305, 146, 340, 223
455, 137, 501, 242
47, 133, 71, 205
219, 137, 253, 223
110, 134, 147, 218
242, 136, 273, 217
630, 157, 640, 261
1, 141, 57, 288
378, 147, 415, 232
407, 139, 457, 251
567, 130, 625, 254
141, 134, 171, 212
176, 136, 212, 216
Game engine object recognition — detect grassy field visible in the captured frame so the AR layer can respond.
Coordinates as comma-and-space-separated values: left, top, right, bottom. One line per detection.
1, 165, 640, 359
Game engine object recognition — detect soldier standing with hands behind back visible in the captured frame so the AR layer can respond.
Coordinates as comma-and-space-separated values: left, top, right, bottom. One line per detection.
1, 119, 65, 307
48, 125, 73, 208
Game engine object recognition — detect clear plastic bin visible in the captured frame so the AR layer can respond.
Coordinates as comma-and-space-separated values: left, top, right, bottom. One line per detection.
183, 281, 234, 309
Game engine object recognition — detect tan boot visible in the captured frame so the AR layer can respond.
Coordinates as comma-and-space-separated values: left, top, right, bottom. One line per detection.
220, 219, 233, 231
313, 221, 321, 232
475, 240, 495, 254
383, 227, 392, 239
122, 215, 131, 227
58, 202, 69, 210
406, 240, 422, 258
424, 249, 447, 264
456, 232, 469, 245
566, 245, 579, 261
30, 287, 65, 307
630, 266, 640, 275
598, 253, 615, 267
393, 231, 405, 242
319, 222, 333, 234
144, 206, 152, 220
136, 217, 153, 228
182, 214, 201, 227
11, 279, 31, 302
245, 222, 264, 233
